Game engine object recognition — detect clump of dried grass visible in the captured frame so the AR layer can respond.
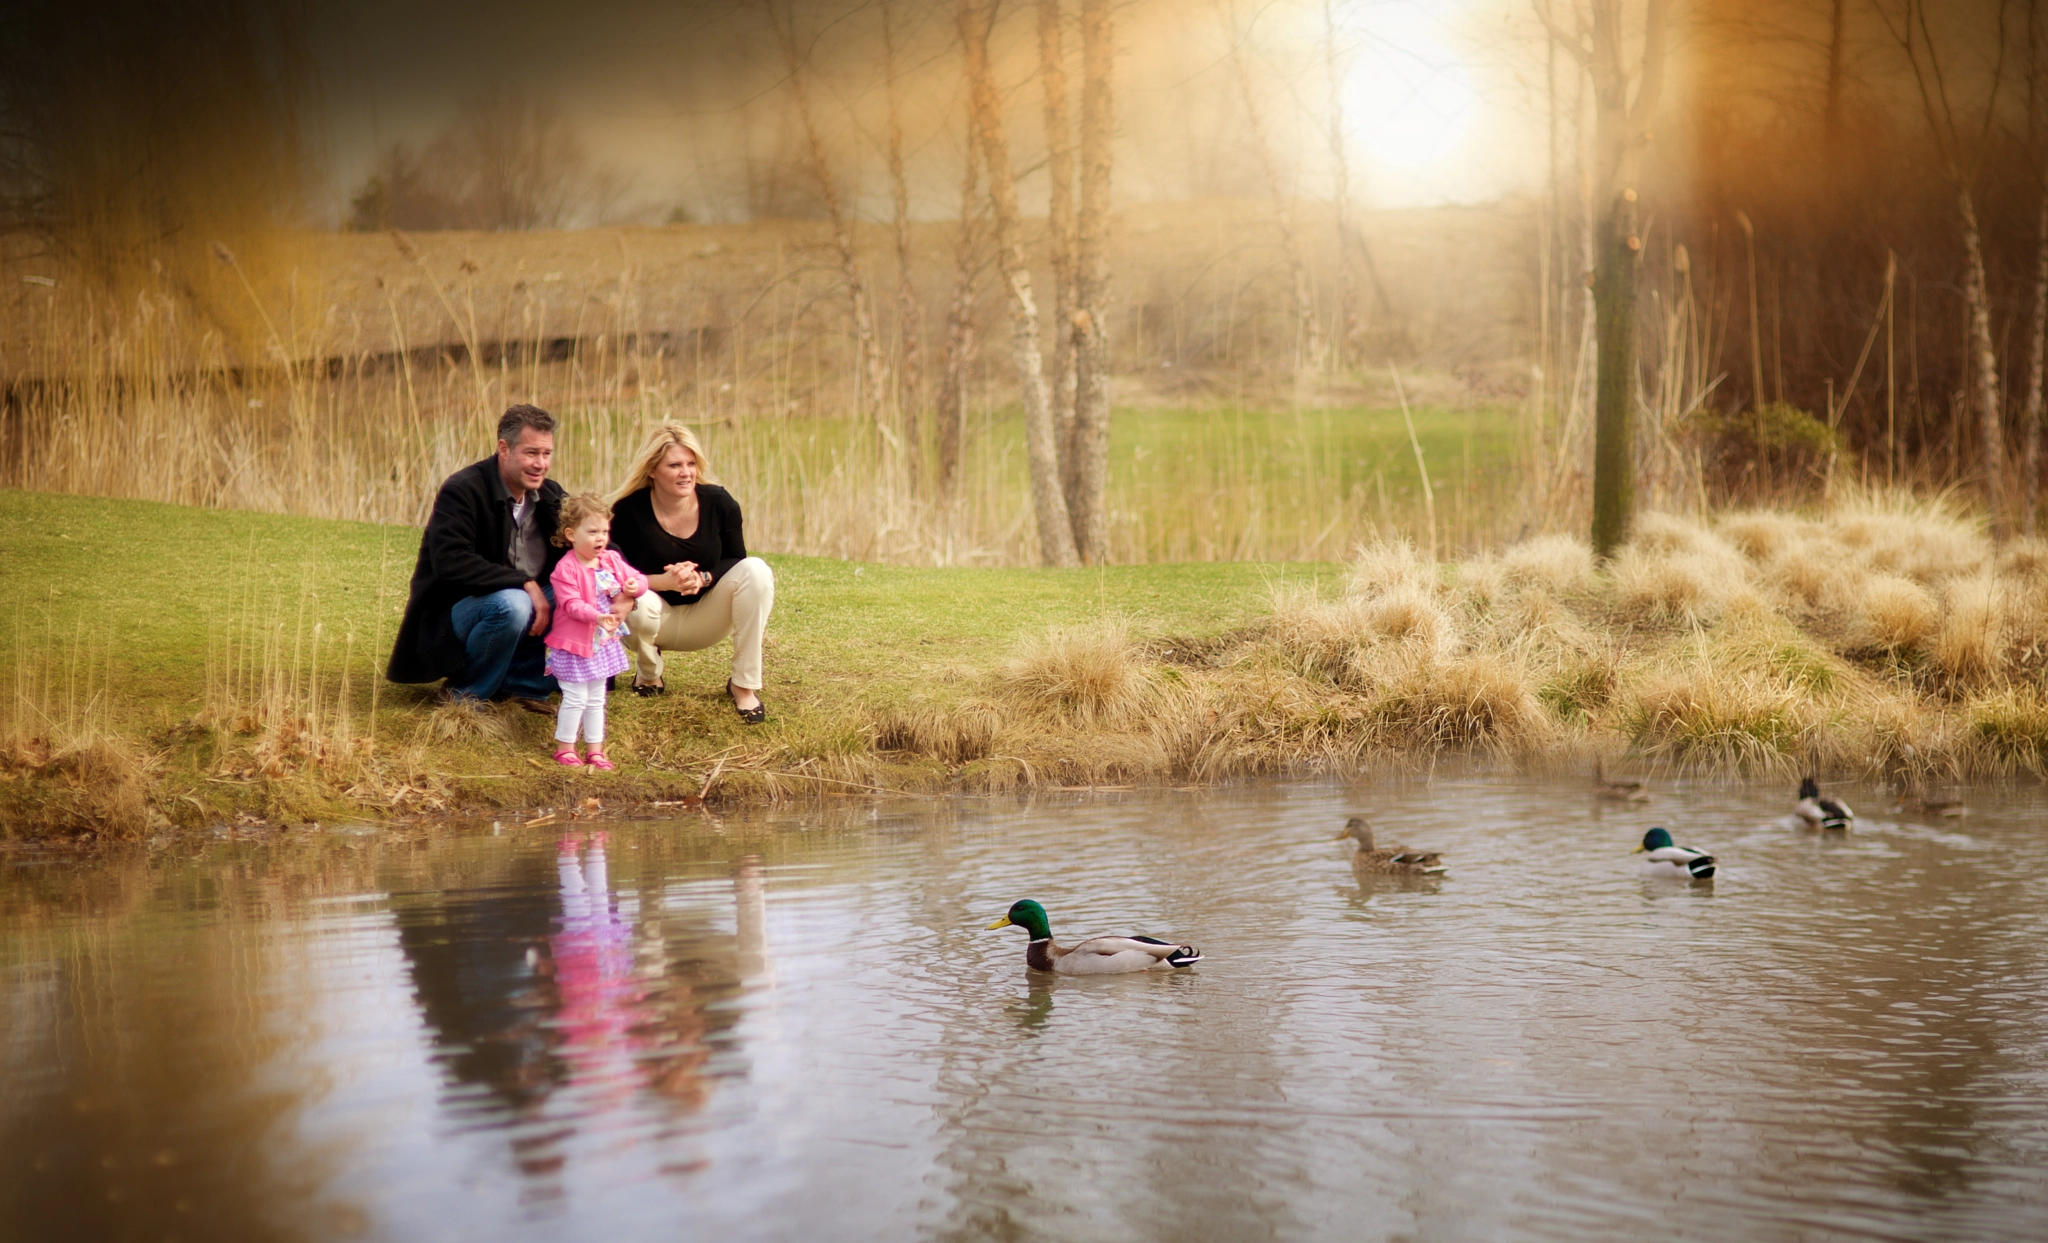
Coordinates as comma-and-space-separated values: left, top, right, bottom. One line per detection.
1376, 654, 1550, 752
1848, 574, 1938, 654
999, 621, 1153, 728
0, 735, 157, 839
1610, 513, 1752, 625
1625, 671, 1819, 775
873, 699, 1005, 764
1932, 575, 2007, 691
1500, 533, 1597, 596
1967, 689, 2048, 774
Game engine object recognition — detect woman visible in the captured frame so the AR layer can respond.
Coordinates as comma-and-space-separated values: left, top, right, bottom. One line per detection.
608, 423, 776, 722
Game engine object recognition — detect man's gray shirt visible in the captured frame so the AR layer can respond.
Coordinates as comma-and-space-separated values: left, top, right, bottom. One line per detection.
509, 493, 548, 580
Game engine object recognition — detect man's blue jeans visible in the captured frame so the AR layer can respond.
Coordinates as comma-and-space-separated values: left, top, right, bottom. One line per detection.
446, 586, 557, 702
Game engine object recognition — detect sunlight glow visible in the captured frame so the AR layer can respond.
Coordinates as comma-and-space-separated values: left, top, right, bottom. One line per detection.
1341, 33, 1478, 173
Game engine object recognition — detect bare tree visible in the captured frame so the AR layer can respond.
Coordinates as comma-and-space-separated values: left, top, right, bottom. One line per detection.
937, 130, 984, 507
1538, 0, 1670, 558
1223, 3, 1325, 376
1323, 0, 1358, 366
937, 127, 985, 507
959, 0, 1079, 566
768, 0, 891, 438
1067, 0, 1116, 562
431, 88, 589, 230
1040, 0, 1084, 517
1878, 0, 2011, 538
2025, 0, 2047, 534
881, 0, 926, 486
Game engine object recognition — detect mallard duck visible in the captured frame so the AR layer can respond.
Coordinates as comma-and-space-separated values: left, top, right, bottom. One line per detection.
1595, 759, 1650, 802
1633, 827, 1716, 880
984, 899, 1202, 975
1336, 816, 1447, 875
1888, 786, 1967, 818
1795, 777, 1855, 830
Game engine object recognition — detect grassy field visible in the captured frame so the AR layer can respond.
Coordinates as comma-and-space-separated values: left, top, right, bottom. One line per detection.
0, 489, 1338, 839
8, 486, 2047, 844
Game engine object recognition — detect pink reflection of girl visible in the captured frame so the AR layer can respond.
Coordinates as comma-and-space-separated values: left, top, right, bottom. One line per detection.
550, 832, 640, 1118
544, 493, 647, 769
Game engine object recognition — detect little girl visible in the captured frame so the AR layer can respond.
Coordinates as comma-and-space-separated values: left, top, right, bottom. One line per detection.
544, 493, 648, 769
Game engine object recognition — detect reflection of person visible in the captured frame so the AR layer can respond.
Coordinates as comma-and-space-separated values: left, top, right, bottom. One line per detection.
608, 423, 776, 722
543, 494, 647, 769
386, 405, 566, 709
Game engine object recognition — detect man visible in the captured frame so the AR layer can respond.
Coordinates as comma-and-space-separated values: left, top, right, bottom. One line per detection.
387, 404, 566, 709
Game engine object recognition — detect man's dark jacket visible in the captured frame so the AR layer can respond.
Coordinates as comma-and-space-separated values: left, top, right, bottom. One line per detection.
386, 457, 566, 684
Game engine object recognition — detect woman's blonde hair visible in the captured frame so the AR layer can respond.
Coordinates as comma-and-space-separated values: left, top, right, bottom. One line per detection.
551, 491, 614, 547
612, 421, 715, 502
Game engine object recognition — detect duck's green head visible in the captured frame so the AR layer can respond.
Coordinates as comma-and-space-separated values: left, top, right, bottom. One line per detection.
986, 899, 1051, 940
1634, 827, 1674, 853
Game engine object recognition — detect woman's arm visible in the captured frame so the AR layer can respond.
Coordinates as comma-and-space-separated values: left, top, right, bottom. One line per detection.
706, 488, 746, 583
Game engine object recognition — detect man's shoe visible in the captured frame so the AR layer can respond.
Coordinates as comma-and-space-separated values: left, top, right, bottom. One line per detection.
511, 696, 555, 717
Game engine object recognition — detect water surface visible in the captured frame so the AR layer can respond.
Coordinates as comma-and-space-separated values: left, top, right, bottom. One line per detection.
5, 777, 2048, 1241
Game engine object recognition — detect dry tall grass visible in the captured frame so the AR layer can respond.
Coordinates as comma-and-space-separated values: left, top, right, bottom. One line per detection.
889, 492, 2048, 786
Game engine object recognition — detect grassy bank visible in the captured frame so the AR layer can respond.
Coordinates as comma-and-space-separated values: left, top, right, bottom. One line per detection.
6, 488, 2046, 844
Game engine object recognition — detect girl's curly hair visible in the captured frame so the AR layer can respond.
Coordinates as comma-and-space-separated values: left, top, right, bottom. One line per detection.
551, 491, 614, 548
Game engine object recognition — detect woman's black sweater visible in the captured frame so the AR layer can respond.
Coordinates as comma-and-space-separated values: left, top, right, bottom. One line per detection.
610, 484, 748, 606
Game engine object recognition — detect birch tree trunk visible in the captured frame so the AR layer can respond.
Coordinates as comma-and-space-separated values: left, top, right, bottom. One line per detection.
1038, 0, 1082, 513
937, 131, 983, 507
881, 0, 925, 488
1959, 188, 2007, 536
771, 3, 890, 438
959, 0, 1079, 566
1323, 0, 1358, 365
1225, 16, 1323, 375
1068, 0, 1114, 562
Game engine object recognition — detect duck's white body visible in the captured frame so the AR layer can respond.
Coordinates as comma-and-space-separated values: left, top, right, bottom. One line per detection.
1795, 779, 1854, 830
1639, 845, 1716, 880
1037, 935, 1201, 975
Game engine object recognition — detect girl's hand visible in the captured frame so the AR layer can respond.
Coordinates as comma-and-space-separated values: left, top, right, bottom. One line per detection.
597, 615, 619, 635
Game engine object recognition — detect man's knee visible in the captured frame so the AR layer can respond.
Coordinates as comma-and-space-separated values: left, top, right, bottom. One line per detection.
465, 587, 533, 637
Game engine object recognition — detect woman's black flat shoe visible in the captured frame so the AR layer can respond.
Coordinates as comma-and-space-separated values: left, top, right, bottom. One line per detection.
631, 681, 665, 697
727, 680, 766, 724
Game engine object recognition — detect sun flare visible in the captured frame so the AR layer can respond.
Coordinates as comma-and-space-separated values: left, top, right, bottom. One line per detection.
1340, 35, 1477, 173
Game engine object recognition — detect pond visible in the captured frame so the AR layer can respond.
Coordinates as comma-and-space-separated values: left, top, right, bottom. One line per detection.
5, 776, 2048, 1241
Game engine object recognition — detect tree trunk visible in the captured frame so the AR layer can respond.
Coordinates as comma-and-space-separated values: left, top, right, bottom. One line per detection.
1226, 23, 1323, 375
772, 4, 890, 437
1323, 0, 1357, 366
1068, 0, 1114, 563
2024, 185, 2045, 535
1564, 0, 1667, 558
882, 0, 925, 489
1959, 187, 2007, 538
937, 131, 983, 507
1038, 0, 1082, 514
959, 0, 1079, 566
1590, 190, 1640, 558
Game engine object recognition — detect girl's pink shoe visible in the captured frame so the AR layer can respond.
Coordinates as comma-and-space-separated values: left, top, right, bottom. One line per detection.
553, 746, 584, 767
584, 749, 616, 771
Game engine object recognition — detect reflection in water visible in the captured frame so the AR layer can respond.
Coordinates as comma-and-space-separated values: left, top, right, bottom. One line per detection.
4, 779, 2048, 1241
387, 831, 749, 1193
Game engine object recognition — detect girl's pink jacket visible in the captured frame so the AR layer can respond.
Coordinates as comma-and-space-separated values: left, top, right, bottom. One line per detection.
545, 549, 648, 657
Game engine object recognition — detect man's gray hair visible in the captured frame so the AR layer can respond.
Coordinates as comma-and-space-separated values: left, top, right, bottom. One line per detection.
497, 404, 556, 446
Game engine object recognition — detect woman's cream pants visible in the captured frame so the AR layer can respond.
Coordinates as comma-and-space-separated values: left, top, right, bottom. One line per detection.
622, 556, 775, 690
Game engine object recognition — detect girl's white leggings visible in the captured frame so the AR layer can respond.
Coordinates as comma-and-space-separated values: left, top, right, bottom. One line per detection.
554, 678, 608, 745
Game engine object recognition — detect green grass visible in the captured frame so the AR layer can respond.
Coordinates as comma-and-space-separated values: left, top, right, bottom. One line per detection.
0, 489, 1338, 835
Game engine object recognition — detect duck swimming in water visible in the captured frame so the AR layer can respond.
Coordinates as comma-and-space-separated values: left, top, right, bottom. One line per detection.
1633, 827, 1716, 880
1795, 777, 1855, 830
984, 899, 1202, 975
1594, 759, 1650, 802
1336, 816, 1447, 875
